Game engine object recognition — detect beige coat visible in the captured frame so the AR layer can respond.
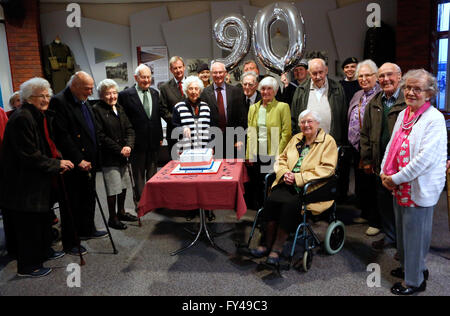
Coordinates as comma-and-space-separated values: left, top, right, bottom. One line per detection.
272, 129, 338, 214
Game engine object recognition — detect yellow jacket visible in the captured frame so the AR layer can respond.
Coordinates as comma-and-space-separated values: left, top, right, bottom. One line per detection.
272, 129, 338, 214
246, 99, 292, 160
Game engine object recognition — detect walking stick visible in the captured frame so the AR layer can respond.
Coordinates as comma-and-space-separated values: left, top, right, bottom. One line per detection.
126, 158, 142, 227
89, 172, 119, 255
58, 174, 86, 266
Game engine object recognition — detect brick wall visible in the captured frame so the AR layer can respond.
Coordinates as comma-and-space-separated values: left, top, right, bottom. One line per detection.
4, 0, 43, 92
396, 0, 434, 73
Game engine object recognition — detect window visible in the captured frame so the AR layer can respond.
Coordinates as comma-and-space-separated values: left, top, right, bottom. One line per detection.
436, 1, 449, 110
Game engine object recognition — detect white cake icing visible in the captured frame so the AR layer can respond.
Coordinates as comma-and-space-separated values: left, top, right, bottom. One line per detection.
179, 148, 214, 170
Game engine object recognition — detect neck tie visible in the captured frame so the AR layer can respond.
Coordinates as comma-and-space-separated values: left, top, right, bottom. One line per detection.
142, 90, 152, 119
178, 81, 184, 97
216, 87, 226, 131
246, 98, 250, 109
80, 101, 96, 146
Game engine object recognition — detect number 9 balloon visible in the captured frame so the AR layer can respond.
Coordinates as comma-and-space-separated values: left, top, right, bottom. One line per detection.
212, 13, 251, 71
253, 2, 306, 75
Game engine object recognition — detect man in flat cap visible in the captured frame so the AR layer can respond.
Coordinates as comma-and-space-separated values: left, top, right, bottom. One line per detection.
278, 59, 309, 107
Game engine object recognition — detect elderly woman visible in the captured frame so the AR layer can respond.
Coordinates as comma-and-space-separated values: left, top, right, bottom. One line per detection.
93, 79, 136, 230
172, 75, 212, 151
347, 59, 382, 235
0, 77, 74, 278
380, 69, 446, 295
246, 76, 292, 209
6, 91, 21, 118
250, 110, 337, 267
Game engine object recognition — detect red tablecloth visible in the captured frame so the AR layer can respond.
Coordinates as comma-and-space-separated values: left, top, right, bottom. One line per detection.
138, 159, 249, 219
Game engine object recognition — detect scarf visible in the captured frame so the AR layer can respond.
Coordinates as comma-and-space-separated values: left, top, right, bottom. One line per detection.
383, 101, 431, 175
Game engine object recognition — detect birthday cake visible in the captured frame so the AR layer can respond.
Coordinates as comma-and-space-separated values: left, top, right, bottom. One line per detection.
179, 148, 214, 170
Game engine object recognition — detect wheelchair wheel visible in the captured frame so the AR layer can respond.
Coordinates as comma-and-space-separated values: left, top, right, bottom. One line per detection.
302, 250, 313, 272
324, 220, 345, 255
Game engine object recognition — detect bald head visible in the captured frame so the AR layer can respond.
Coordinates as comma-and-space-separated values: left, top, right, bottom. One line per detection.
70, 71, 94, 101
211, 62, 227, 86
378, 63, 402, 97
308, 58, 328, 88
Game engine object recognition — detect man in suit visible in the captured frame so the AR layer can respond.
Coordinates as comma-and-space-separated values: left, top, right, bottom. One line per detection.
159, 56, 186, 153
200, 61, 246, 159
119, 64, 163, 200
50, 71, 107, 256
241, 71, 261, 117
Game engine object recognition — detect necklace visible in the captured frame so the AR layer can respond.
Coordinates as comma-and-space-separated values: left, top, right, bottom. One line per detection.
401, 115, 420, 130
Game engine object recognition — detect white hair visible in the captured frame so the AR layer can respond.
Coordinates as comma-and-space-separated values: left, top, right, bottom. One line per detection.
20, 77, 53, 103
356, 59, 378, 78
182, 75, 204, 95
9, 91, 20, 107
134, 64, 151, 77
258, 76, 279, 94
210, 61, 226, 72
308, 58, 327, 69
241, 71, 258, 84
298, 109, 321, 125
97, 79, 119, 97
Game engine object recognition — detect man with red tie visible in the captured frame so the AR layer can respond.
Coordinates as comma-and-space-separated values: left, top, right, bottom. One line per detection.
159, 56, 187, 153
200, 61, 246, 159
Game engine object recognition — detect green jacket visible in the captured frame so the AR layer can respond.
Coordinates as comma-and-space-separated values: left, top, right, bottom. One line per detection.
360, 91, 407, 174
246, 99, 292, 160
290, 78, 347, 145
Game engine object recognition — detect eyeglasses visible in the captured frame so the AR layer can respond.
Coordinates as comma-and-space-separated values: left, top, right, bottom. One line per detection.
31, 94, 51, 100
358, 73, 375, 79
300, 119, 315, 125
242, 82, 256, 87
403, 86, 428, 94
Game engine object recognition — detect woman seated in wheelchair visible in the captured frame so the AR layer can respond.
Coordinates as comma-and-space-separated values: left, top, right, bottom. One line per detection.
250, 109, 338, 268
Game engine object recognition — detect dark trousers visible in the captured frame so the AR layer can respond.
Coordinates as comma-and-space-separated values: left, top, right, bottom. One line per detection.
375, 176, 396, 245
60, 171, 96, 250
131, 148, 158, 201
263, 180, 335, 234
6, 210, 53, 274
244, 156, 274, 210
351, 147, 380, 228
2, 209, 16, 256
337, 145, 352, 200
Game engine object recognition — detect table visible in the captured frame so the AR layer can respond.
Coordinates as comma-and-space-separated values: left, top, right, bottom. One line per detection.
138, 159, 249, 254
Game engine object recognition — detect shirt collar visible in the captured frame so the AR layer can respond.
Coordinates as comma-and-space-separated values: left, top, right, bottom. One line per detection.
214, 82, 226, 91
310, 78, 328, 91
382, 86, 401, 101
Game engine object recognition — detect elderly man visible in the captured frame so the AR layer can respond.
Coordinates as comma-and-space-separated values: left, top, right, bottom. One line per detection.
200, 61, 246, 158
360, 62, 407, 251
119, 64, 163, 200
278, 59, 309, 107
291, 58, 347, 144
241, 71, 261, 116
50, 71, 107, 256
159, 56, 186, 152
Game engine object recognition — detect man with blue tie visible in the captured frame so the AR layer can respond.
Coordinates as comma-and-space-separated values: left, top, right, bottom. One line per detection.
118, 64, 163, 200
50, 71, 107, 256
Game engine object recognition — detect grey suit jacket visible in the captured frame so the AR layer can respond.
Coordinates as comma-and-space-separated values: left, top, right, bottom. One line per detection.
159, 78, 184, 128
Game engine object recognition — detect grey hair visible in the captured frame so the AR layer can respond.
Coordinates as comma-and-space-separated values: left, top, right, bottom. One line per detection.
135, 64, 151, 77
97, 78, 119, 97
298, 109, 321, 125
401, 68, 439, 98
308, 58, 327, 69
356, 59, 378, 78
210, 61, 226, 72
182, 75, 205, 95
19, 77, 53, 103
241, 71, 258, 84
258, 76, 279, 94
9, 91, 20, 107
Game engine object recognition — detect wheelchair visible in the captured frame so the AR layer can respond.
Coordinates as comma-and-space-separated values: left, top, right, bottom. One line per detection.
239, 147, 346, 272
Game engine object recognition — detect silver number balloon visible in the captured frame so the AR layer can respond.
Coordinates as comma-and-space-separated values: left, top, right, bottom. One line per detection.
212, 14, 251, 71
253, 2, 306, 74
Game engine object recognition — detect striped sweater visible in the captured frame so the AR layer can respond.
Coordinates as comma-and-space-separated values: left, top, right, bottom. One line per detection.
172, 100, 211, 151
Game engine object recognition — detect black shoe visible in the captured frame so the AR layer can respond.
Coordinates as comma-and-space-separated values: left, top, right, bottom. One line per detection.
391, 281, 426, 295
185, 210, 198, 221
47, 250, 65, 261
206, 210, 216, 221
265, 250, 281, 268
390, 267, 429, 281
249, 247, 270, 258
108, 218, 128, 230
66, 245, 88, 256
117, 212, 138, 222
80, 230, 108, 240
17, 267, 52, 278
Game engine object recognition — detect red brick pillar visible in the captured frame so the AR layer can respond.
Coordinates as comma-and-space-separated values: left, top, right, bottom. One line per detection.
396, 0, 434, 73
4, 0, 43, 92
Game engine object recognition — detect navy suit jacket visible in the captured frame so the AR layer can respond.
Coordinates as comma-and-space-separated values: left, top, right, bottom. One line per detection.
118, 85, 163, 152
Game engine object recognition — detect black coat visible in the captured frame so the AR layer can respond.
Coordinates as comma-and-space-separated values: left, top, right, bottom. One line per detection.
200, 83, 247, 129
49, 87, 100, 169
92, 100, 135, 167
118, 86, 163, 152
0, 103, 61, 213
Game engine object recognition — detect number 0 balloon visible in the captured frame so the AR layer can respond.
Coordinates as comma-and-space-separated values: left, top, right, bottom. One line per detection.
212, 14, 251, 71
253, 2, 306, 74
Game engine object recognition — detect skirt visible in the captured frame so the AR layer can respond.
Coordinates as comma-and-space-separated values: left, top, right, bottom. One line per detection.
102, 166, 131, 196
